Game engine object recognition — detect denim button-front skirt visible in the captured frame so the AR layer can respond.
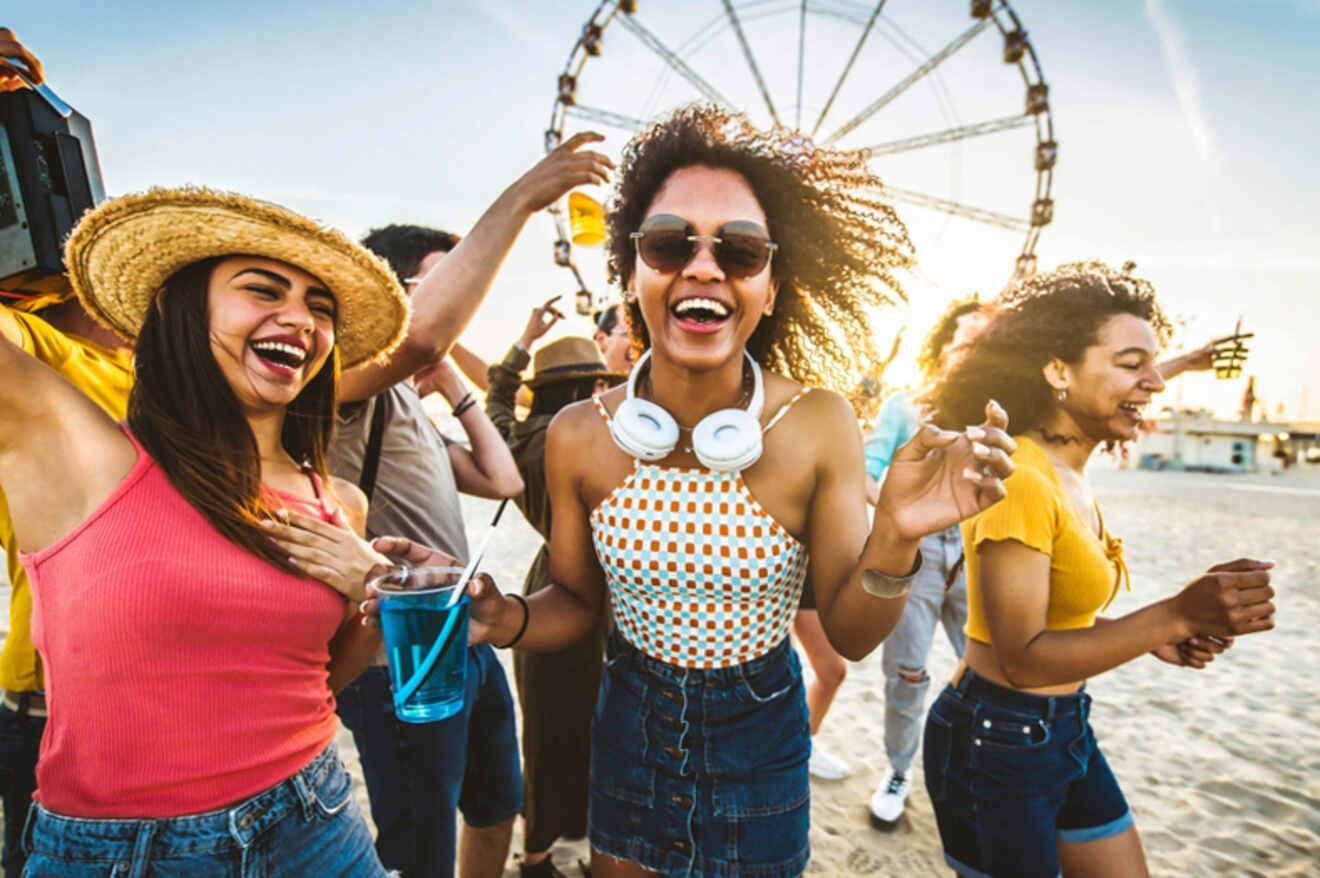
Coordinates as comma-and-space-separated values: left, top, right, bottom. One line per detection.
588, 630, 810, 878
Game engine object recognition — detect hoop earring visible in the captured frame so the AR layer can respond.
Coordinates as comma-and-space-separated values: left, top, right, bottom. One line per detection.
1057, 388, 1068, 402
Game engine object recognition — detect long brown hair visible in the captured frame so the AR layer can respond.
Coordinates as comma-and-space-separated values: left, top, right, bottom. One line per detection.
126, 257, 340, 575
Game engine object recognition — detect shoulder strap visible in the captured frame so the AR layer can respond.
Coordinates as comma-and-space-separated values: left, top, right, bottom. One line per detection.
592, 394, 613, 426
763, 388, 810, 434
358, 392, 391, 501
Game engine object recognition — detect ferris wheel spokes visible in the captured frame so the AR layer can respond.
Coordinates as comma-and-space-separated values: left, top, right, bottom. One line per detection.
794, 1, 806, 129
810, 0, 887, 139
871, 184, 1030, 232
565, 104, 648, 132
614, 12, 735, 109
859, 113, 1033, 157
721, 0, 784, 127
824, 16, 992, 146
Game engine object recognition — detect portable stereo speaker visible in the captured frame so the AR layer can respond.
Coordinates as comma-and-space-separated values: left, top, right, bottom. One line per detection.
0, 77, 105, 293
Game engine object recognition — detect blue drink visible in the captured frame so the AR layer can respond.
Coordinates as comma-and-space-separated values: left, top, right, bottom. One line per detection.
376, 568, 469, 723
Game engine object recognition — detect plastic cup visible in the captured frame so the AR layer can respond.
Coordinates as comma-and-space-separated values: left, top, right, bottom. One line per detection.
568, 191, 606, 246
375, 566, 469, 724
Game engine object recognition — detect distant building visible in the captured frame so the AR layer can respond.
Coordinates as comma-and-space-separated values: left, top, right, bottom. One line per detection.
1137, 410, 1293, 473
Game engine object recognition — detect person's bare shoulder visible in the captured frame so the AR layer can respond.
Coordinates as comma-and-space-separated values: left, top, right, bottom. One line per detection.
330, 476, 369, 536
760, 371, 852, 426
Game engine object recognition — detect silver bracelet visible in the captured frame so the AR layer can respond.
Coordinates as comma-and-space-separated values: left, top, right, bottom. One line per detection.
860, 552, 923, 598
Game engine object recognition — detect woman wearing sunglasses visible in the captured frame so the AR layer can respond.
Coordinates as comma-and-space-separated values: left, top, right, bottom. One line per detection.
371, 105, 1016, 878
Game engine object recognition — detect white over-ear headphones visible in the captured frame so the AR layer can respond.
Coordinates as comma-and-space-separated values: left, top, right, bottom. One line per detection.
609, 350, 766, 472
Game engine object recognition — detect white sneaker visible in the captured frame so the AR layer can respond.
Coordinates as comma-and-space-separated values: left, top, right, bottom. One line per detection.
869, 770, 910, 828
808, 743, 851, 781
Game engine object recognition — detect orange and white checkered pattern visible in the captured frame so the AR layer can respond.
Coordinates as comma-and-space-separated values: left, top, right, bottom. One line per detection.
589, 458, 808, 669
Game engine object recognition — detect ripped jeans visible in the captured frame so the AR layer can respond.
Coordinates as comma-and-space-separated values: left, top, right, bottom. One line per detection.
881, 526, 968, 776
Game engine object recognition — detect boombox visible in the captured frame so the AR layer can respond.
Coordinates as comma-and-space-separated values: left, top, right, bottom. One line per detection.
0, 78, 105, 293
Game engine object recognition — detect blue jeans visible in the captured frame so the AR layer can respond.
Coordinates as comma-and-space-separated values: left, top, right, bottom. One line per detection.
589, 631, 811, 878
336, 646, 522, 878
0, 700, 44, 878
923, 669, 1133, 878
21, 743, 383, 877
881, 526, 967, 775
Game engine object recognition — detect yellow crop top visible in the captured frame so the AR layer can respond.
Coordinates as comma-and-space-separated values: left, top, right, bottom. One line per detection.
962, 436, 1129, 644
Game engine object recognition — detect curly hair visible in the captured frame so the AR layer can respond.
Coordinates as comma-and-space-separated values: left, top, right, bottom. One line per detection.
605, 104, 914, 396
927, 261, 1171, 434
916, 294, 984, 381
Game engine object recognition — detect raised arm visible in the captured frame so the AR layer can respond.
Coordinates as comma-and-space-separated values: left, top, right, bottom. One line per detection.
811, 394, 1015, 660
806, 391, 917, 659
0, 27, 44, 91
449, 342, 493, 393
980, 540, 1275, 688
413, 359, 523, 499
453, 342, 534, 412
0, 328, 135, 553
485, 344, 528, 442
338, 134, 613, 402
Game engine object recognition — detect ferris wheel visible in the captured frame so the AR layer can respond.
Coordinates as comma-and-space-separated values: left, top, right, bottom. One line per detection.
544, 0, 1056, 315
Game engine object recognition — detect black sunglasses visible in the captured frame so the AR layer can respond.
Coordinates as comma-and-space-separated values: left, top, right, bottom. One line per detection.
630, 214, 777, 279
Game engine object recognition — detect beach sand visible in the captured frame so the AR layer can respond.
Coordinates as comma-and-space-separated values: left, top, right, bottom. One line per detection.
338, 467, 1320, 877
4, 468, 1316, 875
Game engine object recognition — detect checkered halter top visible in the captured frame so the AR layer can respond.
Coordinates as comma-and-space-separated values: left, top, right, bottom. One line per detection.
590, 390, 810, 669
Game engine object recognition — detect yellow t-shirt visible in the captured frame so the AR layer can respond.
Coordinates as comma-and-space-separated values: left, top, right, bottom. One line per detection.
961, 436, 1129, 645
0, 304, 133, 691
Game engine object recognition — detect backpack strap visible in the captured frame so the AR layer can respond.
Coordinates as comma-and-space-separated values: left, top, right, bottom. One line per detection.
358, 392, 392, 501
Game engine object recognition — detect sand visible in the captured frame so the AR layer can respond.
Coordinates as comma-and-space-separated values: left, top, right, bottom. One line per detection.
5, 467, 1318, 875
339, 466, 1320, 877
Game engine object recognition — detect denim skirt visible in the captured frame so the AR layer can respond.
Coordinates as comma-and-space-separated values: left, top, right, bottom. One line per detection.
22, 743, 384, 877
923, 669, 1133, 878
588, 631, 810, 878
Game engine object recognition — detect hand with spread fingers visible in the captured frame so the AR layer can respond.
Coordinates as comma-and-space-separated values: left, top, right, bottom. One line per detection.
265, 511, 391, 604
0, 28, 43, 92
511, 131, 616, 214
875, 399, 1017, 542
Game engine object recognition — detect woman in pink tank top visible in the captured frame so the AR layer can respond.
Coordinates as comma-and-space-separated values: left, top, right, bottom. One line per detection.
368, 106, 1019, 878
0, 188, 409, 876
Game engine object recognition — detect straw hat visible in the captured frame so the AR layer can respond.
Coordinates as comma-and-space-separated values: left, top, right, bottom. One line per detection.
524, 337, 625, 389
64, 186, 408, 369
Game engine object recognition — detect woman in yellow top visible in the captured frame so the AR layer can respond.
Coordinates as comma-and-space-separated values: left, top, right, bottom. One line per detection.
921, 262, 1277, 878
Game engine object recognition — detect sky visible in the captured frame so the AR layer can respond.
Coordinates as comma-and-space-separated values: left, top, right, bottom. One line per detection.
12, 0, 1320, 421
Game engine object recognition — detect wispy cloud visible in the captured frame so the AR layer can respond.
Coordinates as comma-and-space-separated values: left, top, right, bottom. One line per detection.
478, 1, 561, 68
1145, 0, 1217, 165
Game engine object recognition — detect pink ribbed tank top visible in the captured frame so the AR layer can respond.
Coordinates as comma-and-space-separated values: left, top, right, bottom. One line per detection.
20, 427, 347, 818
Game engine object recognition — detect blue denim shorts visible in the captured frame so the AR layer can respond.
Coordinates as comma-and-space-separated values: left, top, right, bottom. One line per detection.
588, 631, 810, 878
923, 669, 1133, 878
21, 743, 384, 877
